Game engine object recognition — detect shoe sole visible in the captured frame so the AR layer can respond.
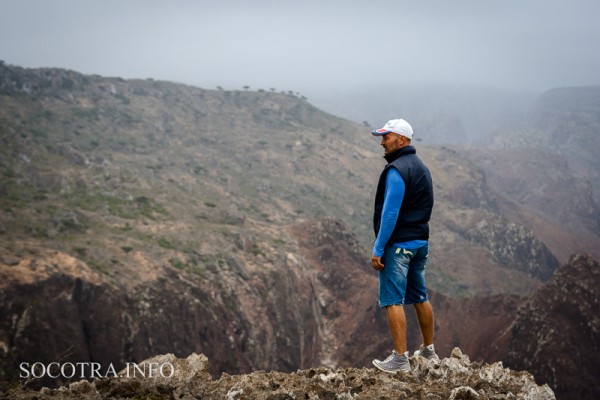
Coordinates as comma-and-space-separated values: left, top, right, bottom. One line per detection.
371, 360, 409, 374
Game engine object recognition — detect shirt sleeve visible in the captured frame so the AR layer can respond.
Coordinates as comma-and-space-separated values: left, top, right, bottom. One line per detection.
372, 168, 405, 257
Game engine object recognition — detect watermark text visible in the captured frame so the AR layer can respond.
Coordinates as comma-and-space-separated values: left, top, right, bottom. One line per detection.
19, 361, 175, 379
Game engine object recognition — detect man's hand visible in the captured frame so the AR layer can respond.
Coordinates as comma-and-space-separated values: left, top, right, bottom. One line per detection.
371, 255, 384, 271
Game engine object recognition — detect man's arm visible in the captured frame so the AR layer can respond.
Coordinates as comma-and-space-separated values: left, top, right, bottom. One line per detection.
371, 168, 405, 269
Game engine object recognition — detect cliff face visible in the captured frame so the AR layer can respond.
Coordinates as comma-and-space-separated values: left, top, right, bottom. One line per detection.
288, 219, 384, 368
0, 237, 327, 386
0, 218, 400, 388
503, 253, 600, 400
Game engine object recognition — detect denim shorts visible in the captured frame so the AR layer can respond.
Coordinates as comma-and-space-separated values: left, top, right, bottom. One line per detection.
378, 243, 429, 308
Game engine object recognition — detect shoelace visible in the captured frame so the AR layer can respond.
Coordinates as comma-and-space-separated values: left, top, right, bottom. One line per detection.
382, 352, 397, 364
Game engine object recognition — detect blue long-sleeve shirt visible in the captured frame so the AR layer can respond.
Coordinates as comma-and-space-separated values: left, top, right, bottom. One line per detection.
372, 168, 427, 257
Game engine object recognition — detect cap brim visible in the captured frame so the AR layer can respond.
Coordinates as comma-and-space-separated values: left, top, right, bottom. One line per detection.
371, 128, 392, 136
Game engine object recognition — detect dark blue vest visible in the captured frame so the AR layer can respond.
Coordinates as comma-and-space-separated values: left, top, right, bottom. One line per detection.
373, 146, 434, 243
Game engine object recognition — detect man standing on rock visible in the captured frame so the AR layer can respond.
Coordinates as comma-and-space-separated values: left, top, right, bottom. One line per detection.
369, 118, 439, 373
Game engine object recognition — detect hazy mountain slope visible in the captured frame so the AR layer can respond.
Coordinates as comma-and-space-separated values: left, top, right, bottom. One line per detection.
469, 86, 600, 262
0, 63, 557, 297
312, 83, 536, 144
526, 86, 600, 193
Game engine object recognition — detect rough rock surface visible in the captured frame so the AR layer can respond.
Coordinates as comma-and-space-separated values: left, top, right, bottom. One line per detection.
502, 253, 600, 400
4, 349, 555, 400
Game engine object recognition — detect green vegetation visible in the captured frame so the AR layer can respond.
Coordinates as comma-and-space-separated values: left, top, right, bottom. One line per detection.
30, 127, 48, 140
119, 223, 133, 232
71, 107, 100, 120
3, 168, 16, 178
429, 273, 471, 298
65, 191, 168, 220
31, 227, 49, 238
2, 191, 27, 210
135, 196, 167, 219
73, 247, 87, 257
250, 244, 265, 257
168, 255, 206, 280
87, 259, 109, 275
158, 237, 175, 250
169, 258, 185, 270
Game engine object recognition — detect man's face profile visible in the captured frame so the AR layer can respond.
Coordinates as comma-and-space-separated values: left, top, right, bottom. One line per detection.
380, 133, 405, 155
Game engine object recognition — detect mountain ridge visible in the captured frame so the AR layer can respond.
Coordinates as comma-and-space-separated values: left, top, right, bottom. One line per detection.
0, 62, 559, 296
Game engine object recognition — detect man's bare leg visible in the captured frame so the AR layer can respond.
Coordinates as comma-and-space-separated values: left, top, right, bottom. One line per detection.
413, 300, 434, 346
386, 304, 407, 353
373, 304, 411, 372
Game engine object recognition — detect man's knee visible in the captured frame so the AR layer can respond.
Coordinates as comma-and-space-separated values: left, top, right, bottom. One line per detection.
413, 300, 433, 312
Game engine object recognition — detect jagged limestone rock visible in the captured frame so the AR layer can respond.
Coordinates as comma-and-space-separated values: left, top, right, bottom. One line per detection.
5, 349, 555, 400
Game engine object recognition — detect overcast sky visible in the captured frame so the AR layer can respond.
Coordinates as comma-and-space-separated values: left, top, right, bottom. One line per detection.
1, 0, 599, 97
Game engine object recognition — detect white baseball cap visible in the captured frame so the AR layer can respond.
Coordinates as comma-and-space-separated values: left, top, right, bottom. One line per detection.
371, 119, 413, 140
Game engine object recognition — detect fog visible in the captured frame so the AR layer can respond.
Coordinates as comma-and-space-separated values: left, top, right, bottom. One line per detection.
1, 0, 599, 98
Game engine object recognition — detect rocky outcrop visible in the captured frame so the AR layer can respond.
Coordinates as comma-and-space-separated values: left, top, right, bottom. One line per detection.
4, 349, 555, 400
463, 213, 559, 281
